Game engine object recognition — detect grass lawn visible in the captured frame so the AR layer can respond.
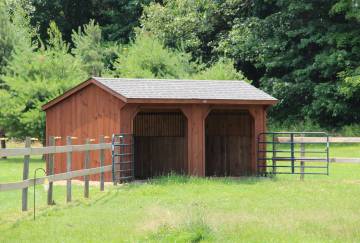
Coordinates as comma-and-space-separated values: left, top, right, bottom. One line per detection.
0, 144, 359, 242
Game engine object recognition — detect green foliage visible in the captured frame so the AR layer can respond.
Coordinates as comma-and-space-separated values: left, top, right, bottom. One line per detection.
141, 0, 218, 58
0, 1, 35, 80
215, 1, 360, 128
0, 2, 14, 77
142, 0, 360, 128
331, 0, 360, 20
338, 124, 360, 136
192, 58, 247, 81
72, 20, 105, 76
113, 33, 196, 79
0, 20, 86, 139
30, 0, 154, 43
268, 118, 322, 133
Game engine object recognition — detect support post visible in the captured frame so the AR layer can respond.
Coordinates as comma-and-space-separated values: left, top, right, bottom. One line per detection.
66, 136, 72, 202
99, 136, 105, 191
22, 137, 31, 211
84, 139, 90, 198
300, 136, 305, 181
47, 136, 55, 205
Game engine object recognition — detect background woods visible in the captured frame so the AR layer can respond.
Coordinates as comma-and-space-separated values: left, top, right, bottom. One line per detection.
0, 0, 360, 140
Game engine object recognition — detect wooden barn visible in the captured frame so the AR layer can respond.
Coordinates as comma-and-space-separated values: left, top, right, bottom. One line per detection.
42, 77, 277, 181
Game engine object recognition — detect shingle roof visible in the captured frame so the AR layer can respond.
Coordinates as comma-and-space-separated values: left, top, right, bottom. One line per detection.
42, 77, 277, 110
93, 77, 277, 101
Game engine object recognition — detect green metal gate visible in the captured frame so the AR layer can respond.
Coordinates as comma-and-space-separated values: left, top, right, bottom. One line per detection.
112, 134, 134, 184
257, 132, 329, 176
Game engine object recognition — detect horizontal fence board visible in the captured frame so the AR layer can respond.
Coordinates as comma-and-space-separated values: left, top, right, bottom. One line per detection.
0, 143, 111, 157
330, 158, 360, 163
276, 137, 360, 143
0, 165, 112, 192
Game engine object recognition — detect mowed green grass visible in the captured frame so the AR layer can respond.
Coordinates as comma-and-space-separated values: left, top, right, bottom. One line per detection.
0, 144, 359, 242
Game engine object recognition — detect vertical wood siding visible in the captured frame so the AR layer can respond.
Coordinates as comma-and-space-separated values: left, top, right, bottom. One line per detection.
46, 84, 123, 181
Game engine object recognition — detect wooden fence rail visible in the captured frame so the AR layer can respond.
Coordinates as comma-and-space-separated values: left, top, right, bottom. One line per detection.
0, 165, 112, 192
0, 143, 111, 157
275, 136, 360, 164
0, 135, 112, 212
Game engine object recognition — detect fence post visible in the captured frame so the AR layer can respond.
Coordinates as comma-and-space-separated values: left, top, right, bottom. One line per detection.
300, 136, 305, 181
99, 135, 105, 191
22, 137, 31, 211
47, 136, 55, 205
0, 132, 6, 159
84, 138, 90, 198
66, 136, 72, 202
272, 135, 277, 175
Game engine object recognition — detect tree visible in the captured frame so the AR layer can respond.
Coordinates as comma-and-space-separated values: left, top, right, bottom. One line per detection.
0, 21, 86, 139
217, 0, 360, 128
113, 32, 196, 79
72, 20, 105, 76
192, 58, 247, 81
0, 2, 15, 77
31, 0, 155, 43
141, 0, 221, 60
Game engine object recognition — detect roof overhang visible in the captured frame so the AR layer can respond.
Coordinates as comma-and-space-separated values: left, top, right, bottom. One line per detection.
42, 78, 278, 111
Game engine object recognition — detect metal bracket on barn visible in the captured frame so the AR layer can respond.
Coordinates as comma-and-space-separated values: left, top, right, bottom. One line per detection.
257, 132, 329, 176
111, 134, 134, 184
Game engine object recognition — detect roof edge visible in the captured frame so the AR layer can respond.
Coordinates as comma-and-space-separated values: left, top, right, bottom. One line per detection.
126, 98, 278, 105
42, 78, 127, 111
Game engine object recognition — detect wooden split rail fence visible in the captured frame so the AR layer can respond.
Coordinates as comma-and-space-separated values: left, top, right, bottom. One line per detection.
1, 135, 360, 211
0, 136, 112, 212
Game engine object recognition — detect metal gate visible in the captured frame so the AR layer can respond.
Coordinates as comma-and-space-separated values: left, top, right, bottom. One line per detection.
257, 132, 329, 176
112, 134, 134, 184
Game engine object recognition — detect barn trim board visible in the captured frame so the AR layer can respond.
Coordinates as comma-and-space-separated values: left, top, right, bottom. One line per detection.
43, 77, 277, 181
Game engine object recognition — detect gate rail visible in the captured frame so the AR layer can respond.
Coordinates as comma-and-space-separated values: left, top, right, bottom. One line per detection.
257, 132, 330, 177
112, 134, 134, 184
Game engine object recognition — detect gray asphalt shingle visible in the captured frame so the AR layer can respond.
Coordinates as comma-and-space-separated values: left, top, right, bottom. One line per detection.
93, 77, 277, 101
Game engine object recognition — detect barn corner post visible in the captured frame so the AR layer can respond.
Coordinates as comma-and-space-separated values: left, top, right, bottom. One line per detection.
249, 106, 266, 176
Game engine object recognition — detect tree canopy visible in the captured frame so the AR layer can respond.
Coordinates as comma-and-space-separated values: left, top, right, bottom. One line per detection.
0, 0, 359, 139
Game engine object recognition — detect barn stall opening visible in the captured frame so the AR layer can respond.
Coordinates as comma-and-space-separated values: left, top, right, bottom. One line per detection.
133, 110, 187, 179
205, 110, 253, 176
42, 77, 277, 182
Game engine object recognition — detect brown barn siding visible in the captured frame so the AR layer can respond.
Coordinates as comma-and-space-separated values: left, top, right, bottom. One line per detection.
46, 84, 124, 181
